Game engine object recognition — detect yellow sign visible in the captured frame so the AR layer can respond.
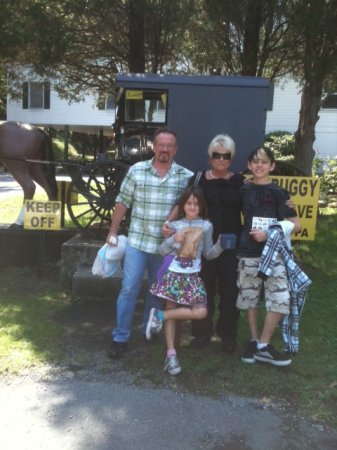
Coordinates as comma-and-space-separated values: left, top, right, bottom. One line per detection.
126, 90, 143, 100
24, 200, 62, 230
270, 176, 320, 241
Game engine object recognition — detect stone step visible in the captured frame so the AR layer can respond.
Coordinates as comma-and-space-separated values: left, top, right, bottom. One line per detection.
61, 233, 104, 281
61, 233, 147, 299
72, 266, 123, 300
72, 266, 147, 300
0, 225, 76, 267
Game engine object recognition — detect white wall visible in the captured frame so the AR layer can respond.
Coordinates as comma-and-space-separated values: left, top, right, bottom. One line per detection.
266, 79, 301, 133
7, 83, 115, 135
314, 110, 337, 158
7, 76, 337, 157
266, 78, 337, 158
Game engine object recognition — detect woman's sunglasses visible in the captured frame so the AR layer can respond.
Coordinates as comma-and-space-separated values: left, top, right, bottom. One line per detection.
211, 152, 232, 160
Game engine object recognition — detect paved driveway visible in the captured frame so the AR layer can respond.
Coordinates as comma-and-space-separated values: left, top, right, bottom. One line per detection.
1, 371, 337, 450
0, 172, 24, 198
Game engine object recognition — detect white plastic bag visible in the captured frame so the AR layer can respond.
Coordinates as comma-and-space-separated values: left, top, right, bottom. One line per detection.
92, 243, 121, 278
105, 235, 128, 260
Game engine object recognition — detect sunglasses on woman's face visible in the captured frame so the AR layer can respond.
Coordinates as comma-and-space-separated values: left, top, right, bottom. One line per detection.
211, 152, 232, 160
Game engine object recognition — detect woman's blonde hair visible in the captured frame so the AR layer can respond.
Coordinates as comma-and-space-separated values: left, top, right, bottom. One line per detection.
207, 134, 236, 158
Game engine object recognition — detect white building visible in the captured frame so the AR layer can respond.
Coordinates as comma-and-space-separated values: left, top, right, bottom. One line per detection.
6, 76, 337, 158
266, 78, 337, 159
6, 79, 115, 136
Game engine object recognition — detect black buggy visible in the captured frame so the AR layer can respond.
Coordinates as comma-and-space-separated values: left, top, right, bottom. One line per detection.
65, 73, 270, 234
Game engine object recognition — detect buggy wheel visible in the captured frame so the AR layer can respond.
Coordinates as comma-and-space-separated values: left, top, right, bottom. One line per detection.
66, 160, 129, 235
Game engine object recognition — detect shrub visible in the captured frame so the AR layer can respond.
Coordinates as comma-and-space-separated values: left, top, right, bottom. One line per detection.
264, 131, 295, 158
273, 158, 306, 176
263, 131, 309, 176
319, 158, 337, 196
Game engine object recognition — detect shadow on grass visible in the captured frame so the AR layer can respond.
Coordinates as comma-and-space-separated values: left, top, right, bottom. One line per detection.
0, 267, 71, 372
1, 210, 337, 430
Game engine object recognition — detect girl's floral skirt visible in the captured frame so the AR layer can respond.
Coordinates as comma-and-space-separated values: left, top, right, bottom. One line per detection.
150, 270, 207, 306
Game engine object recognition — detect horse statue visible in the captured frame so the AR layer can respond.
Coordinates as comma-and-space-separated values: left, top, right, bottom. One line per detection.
0, 121, 57, 227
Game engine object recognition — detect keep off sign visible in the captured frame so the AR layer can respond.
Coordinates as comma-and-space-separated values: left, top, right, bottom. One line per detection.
24, 200, 62, 230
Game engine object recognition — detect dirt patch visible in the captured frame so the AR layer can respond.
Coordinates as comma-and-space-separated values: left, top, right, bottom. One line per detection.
54, 297, 199, 389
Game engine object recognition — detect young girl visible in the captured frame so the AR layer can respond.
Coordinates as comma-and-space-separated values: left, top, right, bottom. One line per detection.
146, 186, 223, 375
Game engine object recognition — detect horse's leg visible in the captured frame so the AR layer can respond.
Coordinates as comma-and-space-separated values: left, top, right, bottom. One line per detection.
30, 164, 57, 200
4, 161, 36, 226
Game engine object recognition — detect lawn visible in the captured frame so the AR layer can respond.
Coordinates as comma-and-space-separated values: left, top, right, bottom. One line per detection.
0, 198, 336, 427
128, 212, 337, 426
0, 185, 76, 228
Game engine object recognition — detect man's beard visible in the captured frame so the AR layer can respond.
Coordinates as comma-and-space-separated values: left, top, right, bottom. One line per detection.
158, 152, 171, 163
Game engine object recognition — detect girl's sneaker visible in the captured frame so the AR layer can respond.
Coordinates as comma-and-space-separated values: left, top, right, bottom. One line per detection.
145, 308, 163, 340
164, 355, 182, 376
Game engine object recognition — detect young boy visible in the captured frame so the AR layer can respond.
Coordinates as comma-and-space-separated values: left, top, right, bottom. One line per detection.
237, 147, 301, 367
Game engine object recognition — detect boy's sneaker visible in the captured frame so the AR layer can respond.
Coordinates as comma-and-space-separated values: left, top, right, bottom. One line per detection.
254, 344, 292, 367
145, 308, 163, 341
241, 340, 258, 364
164, 355, 182, 376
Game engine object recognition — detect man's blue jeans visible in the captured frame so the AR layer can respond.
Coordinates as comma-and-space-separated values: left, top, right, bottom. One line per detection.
112, 243, 163, 343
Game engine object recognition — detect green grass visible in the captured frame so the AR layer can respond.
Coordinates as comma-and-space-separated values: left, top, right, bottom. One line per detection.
0, 190, 76, 228
0, 268, 70, 374
0, 177, 113, 230
123, 211, 337, 426
52, 138, 80, 160
0, 209, 337, 427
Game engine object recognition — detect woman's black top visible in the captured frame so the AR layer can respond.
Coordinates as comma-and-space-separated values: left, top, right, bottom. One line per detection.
189, 171, 244, 242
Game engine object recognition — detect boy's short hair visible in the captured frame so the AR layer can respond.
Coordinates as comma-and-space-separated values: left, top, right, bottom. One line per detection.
248, 146, 275, 163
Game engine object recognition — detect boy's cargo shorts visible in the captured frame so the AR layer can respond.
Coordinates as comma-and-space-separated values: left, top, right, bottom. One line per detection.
236, 256, 290, 315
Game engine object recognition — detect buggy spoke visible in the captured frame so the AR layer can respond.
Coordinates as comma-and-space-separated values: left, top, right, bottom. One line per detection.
66, 160, 129, 235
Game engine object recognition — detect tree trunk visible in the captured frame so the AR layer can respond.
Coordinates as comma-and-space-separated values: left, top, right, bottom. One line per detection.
128, 0, 145, 73
294, 79, 323, 176
241, 0, 263, 76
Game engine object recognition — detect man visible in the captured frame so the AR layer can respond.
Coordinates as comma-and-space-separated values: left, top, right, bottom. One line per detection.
107, 128, 193, 359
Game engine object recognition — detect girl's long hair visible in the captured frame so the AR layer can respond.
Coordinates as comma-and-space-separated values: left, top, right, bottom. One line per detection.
177, 186, 208, 219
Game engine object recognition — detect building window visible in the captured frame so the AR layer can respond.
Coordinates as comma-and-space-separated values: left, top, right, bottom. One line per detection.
98, 93, 115, 110
22, 81, 50, 109
321, 93, 337, 109
106, 94, 114, 110
124, 89, 167, 123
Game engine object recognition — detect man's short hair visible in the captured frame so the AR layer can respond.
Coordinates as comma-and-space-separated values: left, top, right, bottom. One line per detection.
153, 127, 177, 144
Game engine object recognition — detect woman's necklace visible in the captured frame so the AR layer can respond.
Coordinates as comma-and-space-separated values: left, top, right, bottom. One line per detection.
209, 169, 231, 180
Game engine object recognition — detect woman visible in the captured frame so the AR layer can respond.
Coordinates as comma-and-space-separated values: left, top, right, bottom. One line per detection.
188, 134, 244, 353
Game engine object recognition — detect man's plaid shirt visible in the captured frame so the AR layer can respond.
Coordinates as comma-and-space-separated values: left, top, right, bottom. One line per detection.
116, 158, 192, 253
